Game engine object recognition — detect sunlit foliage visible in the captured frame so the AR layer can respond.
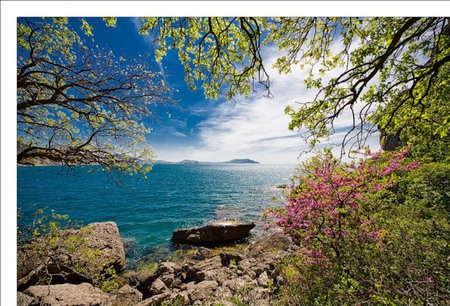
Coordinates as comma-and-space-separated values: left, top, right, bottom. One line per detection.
17, 18, 174, 176
132, 17, 449, 155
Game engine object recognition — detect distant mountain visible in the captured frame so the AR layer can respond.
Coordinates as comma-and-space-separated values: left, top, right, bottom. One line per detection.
224, 159, 260, 164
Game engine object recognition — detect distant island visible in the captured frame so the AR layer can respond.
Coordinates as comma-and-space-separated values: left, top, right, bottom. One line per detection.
153, 158, 260, 165
179, 159, 199, 164
223, 159, 260, 164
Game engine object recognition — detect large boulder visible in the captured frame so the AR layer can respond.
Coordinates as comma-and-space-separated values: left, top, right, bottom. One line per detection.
23, 283, 114, 306
18, 222, 126, 291
172, 218, 255, 245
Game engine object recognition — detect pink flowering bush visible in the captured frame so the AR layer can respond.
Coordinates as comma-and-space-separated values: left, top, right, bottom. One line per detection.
267, 148, 419, 261
267, 149, 450, 304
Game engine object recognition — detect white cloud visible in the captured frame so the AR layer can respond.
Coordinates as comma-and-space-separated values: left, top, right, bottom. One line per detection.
147, 36, 382, 164
171, 131, 188, 138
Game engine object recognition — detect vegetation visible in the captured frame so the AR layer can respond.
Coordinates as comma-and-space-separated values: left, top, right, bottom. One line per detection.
17, 208, 119, 292
264, 151, 450, 305
17, 18, 174, 177
133, 17, 449, 155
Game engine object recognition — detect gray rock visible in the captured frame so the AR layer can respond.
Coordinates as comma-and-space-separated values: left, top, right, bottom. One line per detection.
220, 251, 244, 266
172, 219, 255, 245
24, 283, 114, 306
18, 222, 125, 291
246, 234, 293, 258
17, 292, 33, 306
149, 279, 168, 296
185, 256, 223, 282
136, 261, 183, 299
113, 284, 142, 306
257, 271, 270, 288
136, 292, 171, 306
83, 222, 126, 271
188, 280, 219, 302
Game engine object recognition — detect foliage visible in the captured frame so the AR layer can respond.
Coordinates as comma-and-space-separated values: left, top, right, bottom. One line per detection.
277, 17, 450, 153
230, 285, 265, 306
374, 59, 450, 162
266, 148, 419, 260
17, 208, 119, 292
129, 17, 449, 154
138, 17, 272, 101
396, 162, 450, 215
17, 18, 174, 177
267, 153, 450, 305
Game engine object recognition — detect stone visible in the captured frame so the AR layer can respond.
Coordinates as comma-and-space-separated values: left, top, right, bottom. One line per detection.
136, 261, 183, 299
83, 222, 126, 271
257, 271, 270, 288
185, 256, 223, 282
190, 247, 212, 260
172, 218, 255, 245
24, 283, 113, 306
17, 292, 33, 306
246, 234, 293, 258
188, 280, 219, 302
220, 251, 244, 266
137, 292, 171, 306
113, 284, 142, 306
18, 222, 126, 291
149, 278, 168, 296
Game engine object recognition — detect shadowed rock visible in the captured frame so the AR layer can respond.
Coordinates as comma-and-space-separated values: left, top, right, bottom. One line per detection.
17, 222, 125, 291
172, 218, 255, 246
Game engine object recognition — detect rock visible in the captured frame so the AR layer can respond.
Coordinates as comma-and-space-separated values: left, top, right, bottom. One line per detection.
246, 234, 293, 258
82, 222, 126, 271
188, 280, 219, 302
17, 292, 33, 306
172, 218, 255, 245
184, 256, 223, 282
126, 234, 296, 306
149, 278, 168, 296
137, 292, 189, 306
136, 261, 183, 299
257, 271, 270, 288
190, 247, 212, 260
113, 284, 142, 306
137, 292, 171, 306
24, 283, 113, 306
220, 251, 245, 266
17, 222, 126, 291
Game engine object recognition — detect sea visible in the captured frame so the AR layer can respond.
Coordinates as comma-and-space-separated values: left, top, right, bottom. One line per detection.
17, 163, 295, 264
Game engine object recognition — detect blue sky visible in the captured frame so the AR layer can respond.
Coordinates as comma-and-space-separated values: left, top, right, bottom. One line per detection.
70, 17, 382, 164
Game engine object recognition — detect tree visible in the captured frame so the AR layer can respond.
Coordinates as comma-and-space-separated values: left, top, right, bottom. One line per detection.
138, 17, 271, 101
136, 17, 449, 155
17, 18, 174, 176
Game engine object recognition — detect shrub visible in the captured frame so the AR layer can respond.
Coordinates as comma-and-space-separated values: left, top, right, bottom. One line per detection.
267, 149, 450, 304
17, 208, 119, 292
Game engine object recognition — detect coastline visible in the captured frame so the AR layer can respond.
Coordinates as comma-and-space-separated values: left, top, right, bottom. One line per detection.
17, 220, 293, 306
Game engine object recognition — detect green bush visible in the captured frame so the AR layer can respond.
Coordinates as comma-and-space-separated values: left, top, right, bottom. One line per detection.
271, 157, 450, 305
17, 208, 119, 292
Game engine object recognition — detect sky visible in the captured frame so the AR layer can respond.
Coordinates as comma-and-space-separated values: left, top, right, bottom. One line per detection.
59, 17, 381, 164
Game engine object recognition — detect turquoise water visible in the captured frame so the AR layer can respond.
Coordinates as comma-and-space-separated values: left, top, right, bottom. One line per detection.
17, 164, 294, 261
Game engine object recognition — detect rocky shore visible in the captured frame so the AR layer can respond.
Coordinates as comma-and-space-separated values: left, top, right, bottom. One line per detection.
17, 221, 297, 306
